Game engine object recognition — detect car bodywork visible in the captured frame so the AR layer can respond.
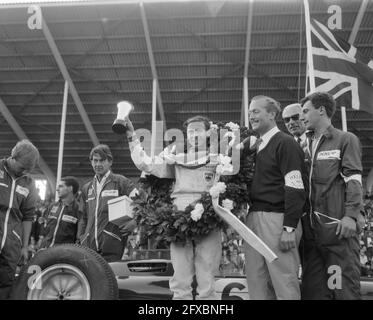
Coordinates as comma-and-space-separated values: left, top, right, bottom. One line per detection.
110, 259, 373, 300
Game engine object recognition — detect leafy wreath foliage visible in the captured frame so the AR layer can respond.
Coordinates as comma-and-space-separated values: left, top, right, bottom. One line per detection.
131, 123, 257, 244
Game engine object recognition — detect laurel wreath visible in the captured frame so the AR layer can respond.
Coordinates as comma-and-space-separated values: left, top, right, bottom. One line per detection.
131, 123, 257, 244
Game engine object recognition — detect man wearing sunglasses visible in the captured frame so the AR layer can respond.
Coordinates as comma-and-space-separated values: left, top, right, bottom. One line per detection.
282, 103, 307, 149
282, 103, 309, 276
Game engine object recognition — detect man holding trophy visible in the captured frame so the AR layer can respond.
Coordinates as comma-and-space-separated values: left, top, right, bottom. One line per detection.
112, 100, 278, 299
113, 101, 224, 299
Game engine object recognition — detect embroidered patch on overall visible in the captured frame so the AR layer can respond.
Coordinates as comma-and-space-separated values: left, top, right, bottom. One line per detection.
16, 185, 29, 197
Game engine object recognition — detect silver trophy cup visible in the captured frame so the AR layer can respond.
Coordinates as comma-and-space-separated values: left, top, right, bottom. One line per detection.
112, 101, 134, 134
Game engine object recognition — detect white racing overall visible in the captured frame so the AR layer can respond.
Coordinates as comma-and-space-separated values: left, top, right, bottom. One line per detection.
130, 141, 222, 300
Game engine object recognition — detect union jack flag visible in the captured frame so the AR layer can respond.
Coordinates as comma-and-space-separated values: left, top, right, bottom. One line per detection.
307, 18, 373, 115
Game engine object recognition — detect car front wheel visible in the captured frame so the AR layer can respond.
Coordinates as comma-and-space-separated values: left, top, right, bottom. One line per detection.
11, 244, 118, 300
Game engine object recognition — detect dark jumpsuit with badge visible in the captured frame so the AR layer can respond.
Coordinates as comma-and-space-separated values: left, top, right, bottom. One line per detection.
0, 159, 37, 299
40, 199, 81, 248
301, 126, 363, 300
80, 172, 136, 262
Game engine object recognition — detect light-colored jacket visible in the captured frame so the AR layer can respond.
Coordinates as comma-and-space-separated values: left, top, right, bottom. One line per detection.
129, 140, 219, 211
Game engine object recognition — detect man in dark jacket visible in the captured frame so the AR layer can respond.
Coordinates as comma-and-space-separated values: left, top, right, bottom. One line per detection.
245, 96, 307, 300
0, 140, 39, 299
40, 176, 82, 248
300, 92, 364, 300
80, 144, 138, 262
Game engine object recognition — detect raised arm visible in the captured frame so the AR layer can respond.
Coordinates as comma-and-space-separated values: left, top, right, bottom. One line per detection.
125, 118, 175, 179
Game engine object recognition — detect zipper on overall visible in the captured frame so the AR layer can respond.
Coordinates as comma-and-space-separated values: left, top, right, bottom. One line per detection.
94, 178, 112, 251
50, 205, 65, 247
0, 166, 28, 253
308, 135, 323, 228
103, 230, 121, 241
0, 178, 16, 252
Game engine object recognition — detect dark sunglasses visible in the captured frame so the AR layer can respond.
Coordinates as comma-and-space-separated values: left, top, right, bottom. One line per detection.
283, 114, 300, 123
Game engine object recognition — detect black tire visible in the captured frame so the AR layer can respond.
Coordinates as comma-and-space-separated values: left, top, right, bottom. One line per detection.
11, 244, 118, 300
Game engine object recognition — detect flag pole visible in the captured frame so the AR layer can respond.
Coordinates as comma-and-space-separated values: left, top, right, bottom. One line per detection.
151, 78, 157, 159
241, 0, 253, 128
56, 81, 69, 201
303, 0, 315, 92
305, 65, 309, 95
341, 106, 347, 132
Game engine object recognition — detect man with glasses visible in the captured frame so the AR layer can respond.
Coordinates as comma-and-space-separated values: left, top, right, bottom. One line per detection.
282, 103, 307, 149
282, 103, 309, 274
0, 140, 39, 299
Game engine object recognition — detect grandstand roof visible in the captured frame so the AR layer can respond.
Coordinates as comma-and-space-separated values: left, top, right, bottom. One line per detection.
0, 0, 372, 186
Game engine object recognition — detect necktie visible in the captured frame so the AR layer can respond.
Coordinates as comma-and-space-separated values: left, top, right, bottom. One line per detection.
297, 137, 302, 145
253, 138, 263, 152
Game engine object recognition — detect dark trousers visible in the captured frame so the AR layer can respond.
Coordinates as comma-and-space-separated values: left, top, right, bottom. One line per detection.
82, 219, 137, 263
301, 211, 362, 300
101, 219, 137, 262
0, 253, 17, 300
100, 236, 125, 263
0, 232, 22, 300
301, 236, 361, 300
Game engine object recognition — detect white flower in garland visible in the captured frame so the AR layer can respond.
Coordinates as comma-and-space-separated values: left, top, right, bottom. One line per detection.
216, 154, 233, 175
209, 122, 218, 130
217, 164, 234, 175
225, 122, 240, 131
218, 154, 232, 166
222, 199, 234, 211
191, 203, 204, 221
216, 165, 223, 175
209, 182, 227, 198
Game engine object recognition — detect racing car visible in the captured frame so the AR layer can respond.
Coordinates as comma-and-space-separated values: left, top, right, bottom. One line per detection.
10, 244, 373, 300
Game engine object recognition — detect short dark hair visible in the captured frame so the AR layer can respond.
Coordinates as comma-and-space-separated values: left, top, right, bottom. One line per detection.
183, 115, 211, 131
251, 95, 282, 118
60, 176, 79, 195
300, 92, 336, 118
89, 144, 113, 162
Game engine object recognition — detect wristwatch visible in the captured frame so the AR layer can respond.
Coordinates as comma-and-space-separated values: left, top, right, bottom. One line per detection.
283, 226, 295, 233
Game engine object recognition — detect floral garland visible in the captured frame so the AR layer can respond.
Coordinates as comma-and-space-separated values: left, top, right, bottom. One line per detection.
132, 122, 258, 244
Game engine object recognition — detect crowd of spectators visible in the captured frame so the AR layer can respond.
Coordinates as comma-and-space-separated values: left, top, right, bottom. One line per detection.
359, 194, 373, 277
219, 227, 245, 276
27, 198, 52, 256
